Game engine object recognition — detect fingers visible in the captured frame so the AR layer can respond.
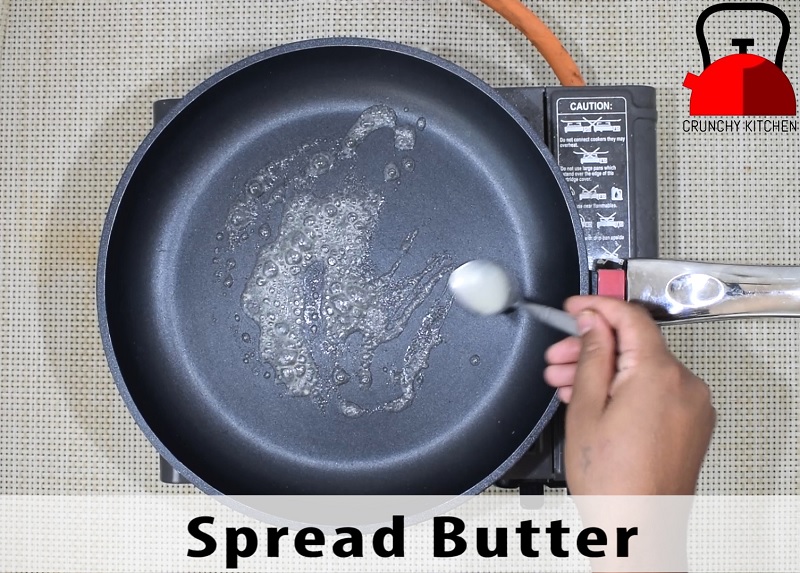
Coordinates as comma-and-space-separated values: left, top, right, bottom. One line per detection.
565, 296, 666, 358
547, 297, 667, 410
568, 310, 616, 419
544, 363, 577, 387
545, 338, 579, 405
545, 336, 581, 365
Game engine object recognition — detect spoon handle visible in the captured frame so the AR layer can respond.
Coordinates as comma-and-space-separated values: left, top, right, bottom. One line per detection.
519, 303, 580, 337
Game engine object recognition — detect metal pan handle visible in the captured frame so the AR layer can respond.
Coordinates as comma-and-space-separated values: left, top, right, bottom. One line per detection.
624, 259, 800, 324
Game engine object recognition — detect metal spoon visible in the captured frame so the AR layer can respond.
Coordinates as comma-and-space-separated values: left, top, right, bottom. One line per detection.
447, 260, 579, 336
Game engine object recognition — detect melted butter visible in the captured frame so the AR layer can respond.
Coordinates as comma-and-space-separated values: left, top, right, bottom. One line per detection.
222, 105, 452, 417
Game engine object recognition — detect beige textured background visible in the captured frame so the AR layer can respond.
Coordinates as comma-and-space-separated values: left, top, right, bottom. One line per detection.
1, 0, 798, 516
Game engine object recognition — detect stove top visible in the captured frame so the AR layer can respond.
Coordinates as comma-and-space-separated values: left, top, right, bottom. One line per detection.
153, 84, 659, 495
495, 85, 658, 495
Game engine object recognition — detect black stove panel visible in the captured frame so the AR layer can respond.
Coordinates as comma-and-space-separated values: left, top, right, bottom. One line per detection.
495, 85, 658, 493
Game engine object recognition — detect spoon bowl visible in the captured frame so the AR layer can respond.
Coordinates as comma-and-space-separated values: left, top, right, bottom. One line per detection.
448, 260, 579, 336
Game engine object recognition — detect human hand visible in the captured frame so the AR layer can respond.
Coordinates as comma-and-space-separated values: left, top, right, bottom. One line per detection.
543, 296, 716, 495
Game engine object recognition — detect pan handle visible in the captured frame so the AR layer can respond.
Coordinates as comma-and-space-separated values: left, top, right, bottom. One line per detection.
624, 259, 800, 324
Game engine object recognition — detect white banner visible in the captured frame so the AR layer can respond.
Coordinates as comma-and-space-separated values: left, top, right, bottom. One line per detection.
0, 495, 797, 572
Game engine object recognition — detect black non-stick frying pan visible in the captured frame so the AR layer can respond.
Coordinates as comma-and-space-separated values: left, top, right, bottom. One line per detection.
98, 38, 588, 496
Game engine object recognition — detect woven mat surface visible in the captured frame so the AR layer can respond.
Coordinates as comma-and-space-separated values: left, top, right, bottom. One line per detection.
1, 0, 798, 503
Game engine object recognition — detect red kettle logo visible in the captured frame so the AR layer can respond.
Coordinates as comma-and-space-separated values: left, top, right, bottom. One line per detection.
684, 2, 796, 116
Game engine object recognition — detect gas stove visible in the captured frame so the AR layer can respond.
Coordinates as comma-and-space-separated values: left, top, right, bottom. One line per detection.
152, 85, 659, 494
495, 85, 659, 496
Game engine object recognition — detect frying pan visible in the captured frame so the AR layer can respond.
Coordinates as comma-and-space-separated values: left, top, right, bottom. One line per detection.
99, 38, 588, 496
100, 36, 800, 500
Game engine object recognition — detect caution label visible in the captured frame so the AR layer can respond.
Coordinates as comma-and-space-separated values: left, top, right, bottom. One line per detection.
555, 97, 631, 269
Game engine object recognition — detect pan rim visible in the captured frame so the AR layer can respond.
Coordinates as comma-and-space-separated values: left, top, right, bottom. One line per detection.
97, 37, 589, 498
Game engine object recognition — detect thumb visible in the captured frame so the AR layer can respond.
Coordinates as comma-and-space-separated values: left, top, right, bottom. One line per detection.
568, 310, 616, 420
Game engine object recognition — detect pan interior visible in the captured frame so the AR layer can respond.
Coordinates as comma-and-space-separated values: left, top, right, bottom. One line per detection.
104, 45, 583, 494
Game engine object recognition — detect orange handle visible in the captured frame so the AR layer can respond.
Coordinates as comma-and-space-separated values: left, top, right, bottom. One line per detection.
479, 0, 585, 86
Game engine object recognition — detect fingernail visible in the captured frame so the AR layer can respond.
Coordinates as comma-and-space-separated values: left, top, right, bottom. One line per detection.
577, 310, 594, 335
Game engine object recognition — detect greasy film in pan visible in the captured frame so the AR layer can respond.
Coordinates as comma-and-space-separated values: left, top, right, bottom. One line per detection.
213, 104, 455, 418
